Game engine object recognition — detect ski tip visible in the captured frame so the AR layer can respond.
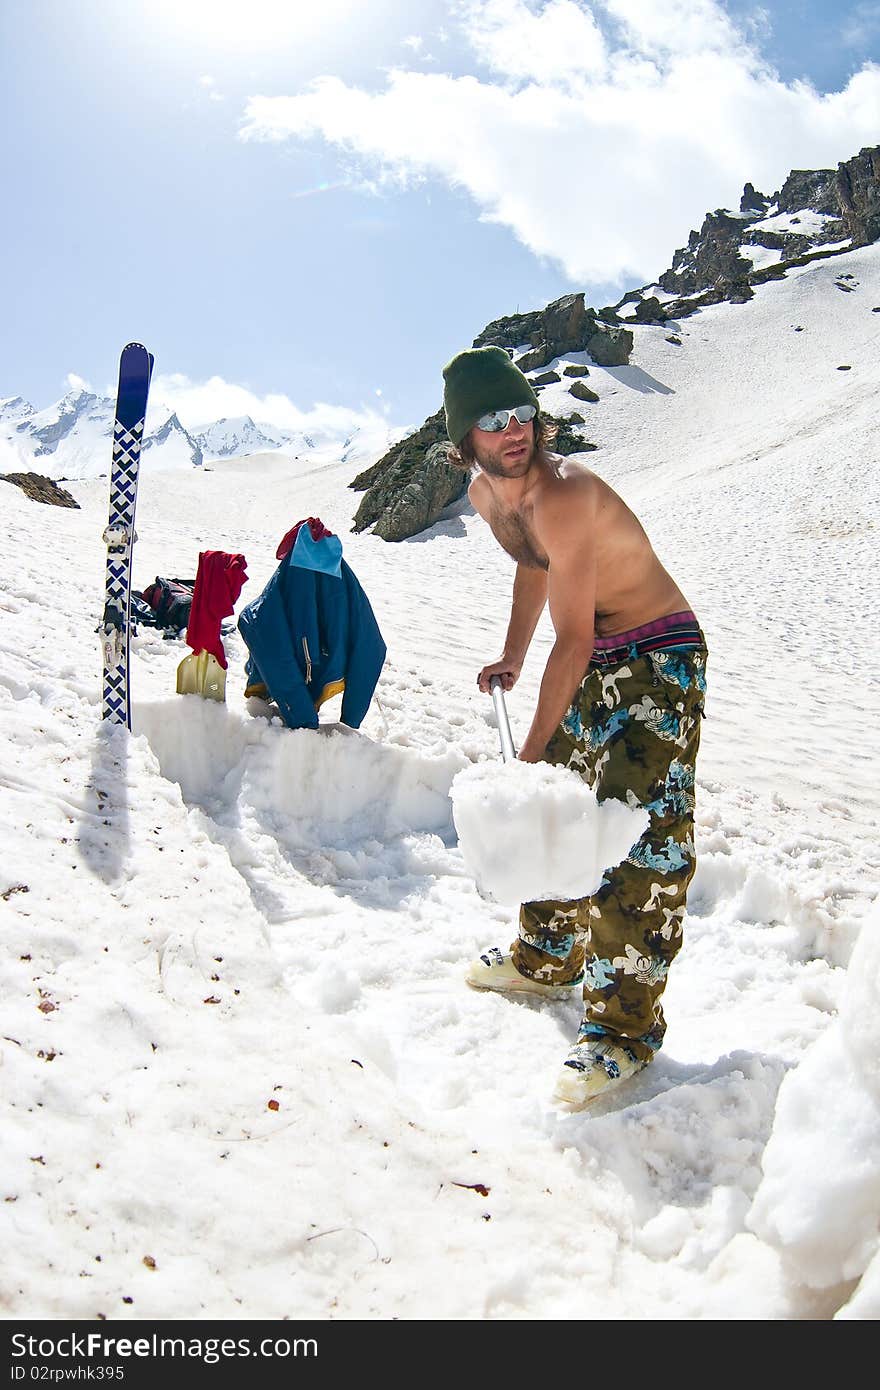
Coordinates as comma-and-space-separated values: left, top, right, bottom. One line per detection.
118, 342, 154, 379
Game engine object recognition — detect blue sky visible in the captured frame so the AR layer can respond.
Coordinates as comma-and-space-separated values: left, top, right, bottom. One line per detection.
2, 0, 878, 434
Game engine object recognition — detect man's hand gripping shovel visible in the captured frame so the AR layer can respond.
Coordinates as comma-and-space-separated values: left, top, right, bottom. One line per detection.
489, 676, 517, 763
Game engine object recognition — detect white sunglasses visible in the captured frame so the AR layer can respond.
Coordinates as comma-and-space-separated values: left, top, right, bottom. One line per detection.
474, 404, 537, 432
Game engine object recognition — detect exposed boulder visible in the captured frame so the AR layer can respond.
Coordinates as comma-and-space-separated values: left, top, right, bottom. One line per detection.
514, 345, 551, 372
568, 381, 600, 403
727, 280, 755, 304
475, 293, 590, 361
474, 310, 545, 354
476, 292, 602, 372
533, 370, 561, 385
586, 325, 633, 367
350, 409, 464, 541
630, 296, 666, 323
370, 441, 469, 542
1, 472, 79, 508
473, 292, 633, 372
550, 413, 597, 454
562, 365, 589, 377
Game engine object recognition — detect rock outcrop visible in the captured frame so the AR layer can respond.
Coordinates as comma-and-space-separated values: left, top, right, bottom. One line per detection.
1, 472, 80, 507
350, 410, 466, 542
622, 144, 879, 321
835, 145, 880, 245
657, 209, 755, 300
740, 182, 770, 215
474, 292, 633, 374
774, 166, 839, 216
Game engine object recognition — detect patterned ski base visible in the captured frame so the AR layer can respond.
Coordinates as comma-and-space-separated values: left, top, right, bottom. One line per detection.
101, 343, 153, 727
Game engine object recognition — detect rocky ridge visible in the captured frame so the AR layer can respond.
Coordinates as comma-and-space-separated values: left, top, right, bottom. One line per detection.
352, 144, 880, 542
617, 144, 879, 320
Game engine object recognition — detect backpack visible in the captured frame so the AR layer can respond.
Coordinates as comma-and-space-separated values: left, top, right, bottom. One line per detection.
136, 577, 196, 632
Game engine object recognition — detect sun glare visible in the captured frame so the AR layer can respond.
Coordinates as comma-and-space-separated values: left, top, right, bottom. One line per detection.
150, 0, 360, 50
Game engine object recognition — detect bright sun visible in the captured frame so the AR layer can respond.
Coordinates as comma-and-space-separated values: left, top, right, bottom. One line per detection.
150, 0, 360, 50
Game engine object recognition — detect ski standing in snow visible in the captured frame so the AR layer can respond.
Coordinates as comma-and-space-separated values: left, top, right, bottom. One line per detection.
101, 342, 153, 729
443, 345, 708, 1109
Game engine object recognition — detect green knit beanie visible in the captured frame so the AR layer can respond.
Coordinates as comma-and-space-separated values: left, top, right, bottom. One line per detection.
442, 345, 539, 446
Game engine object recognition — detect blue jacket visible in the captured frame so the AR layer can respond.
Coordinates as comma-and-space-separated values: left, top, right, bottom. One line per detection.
238, 527, 386, 731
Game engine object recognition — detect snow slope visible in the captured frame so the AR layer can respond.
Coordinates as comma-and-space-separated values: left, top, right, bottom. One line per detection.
1, 244, 878, 1321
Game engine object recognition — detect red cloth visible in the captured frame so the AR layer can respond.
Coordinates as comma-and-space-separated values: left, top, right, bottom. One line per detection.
186, 550, 248, 669
276, 517, 335, 561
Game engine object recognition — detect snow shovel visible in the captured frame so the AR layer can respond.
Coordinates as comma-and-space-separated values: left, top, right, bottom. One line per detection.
176, 649, 226, 702
454, 678, 647, 905
489, 676, 517, 762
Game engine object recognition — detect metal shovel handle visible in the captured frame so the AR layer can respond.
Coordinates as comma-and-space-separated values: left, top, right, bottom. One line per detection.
489, 676, 517, 763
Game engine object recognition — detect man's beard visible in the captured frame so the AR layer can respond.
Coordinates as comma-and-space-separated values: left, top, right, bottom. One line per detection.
473, 439, 537, 478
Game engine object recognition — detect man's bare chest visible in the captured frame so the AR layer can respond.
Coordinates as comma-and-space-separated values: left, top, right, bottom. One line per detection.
489, 506, 549, 569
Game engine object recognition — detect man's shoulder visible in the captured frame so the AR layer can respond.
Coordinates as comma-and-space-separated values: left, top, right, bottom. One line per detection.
467, 471, 490, 511
551, 454, 596, 485
535, 456, 597, 510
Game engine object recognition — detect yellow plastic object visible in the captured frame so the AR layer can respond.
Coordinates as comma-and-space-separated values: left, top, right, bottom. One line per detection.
176, 649, 227, 702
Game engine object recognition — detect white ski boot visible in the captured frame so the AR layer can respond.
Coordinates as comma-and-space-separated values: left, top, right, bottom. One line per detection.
552, 1037, 649, 1109
466, 946, 581, 1000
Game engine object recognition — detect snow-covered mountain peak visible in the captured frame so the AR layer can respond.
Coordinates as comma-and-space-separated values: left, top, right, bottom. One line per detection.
195, 415, 289, 461
0, 395, 35, 426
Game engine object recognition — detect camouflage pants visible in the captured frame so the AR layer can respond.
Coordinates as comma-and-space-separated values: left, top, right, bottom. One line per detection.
512, 644, 707, 1064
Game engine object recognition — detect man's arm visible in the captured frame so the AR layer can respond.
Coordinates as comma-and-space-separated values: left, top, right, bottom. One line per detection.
468, 473, 549, 691
518, 481, 597, 762
477, 563, 548, 692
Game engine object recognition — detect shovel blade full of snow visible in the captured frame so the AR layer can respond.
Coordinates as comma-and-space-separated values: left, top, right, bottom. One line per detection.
176, 649, 227, 702
450, 675, 648, 903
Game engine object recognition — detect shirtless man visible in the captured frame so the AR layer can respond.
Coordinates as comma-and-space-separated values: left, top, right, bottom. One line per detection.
442, 345, 708, 1107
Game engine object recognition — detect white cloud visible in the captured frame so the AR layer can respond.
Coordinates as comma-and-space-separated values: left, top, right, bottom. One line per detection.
146, 371, 394, 440
601, 0, 748, 58
66, 372, 92, 393
239, 0, 880, 286
465, 0, 607, 81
